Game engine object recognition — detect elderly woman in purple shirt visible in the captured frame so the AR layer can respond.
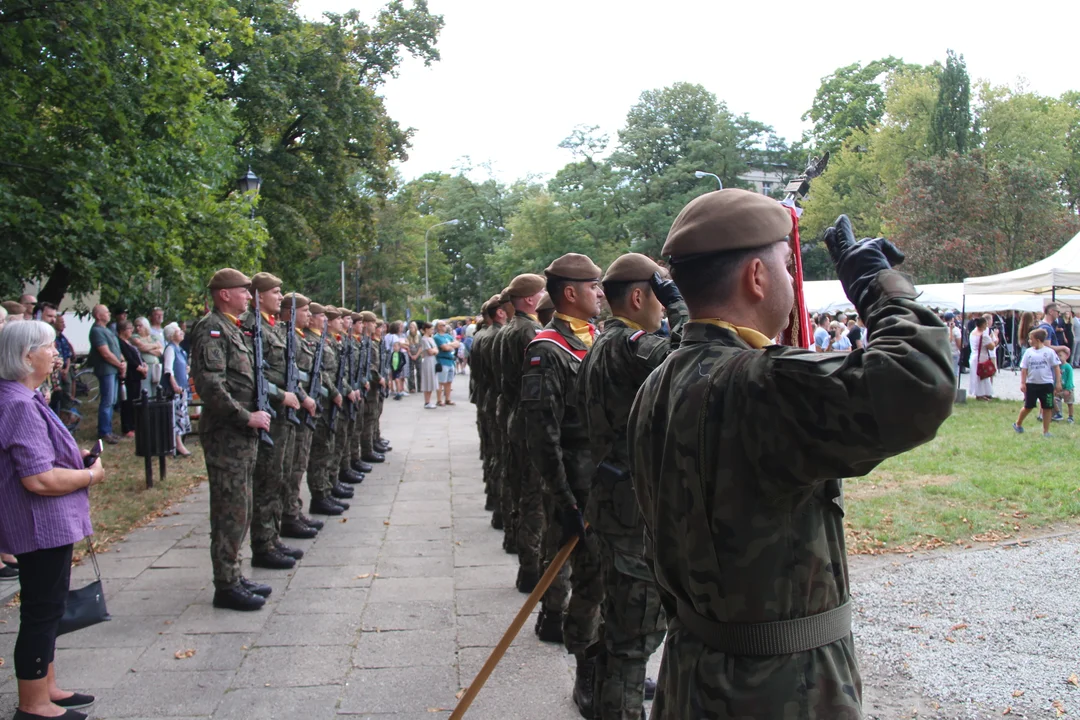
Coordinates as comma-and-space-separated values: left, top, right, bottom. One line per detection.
0, 321, 106, 720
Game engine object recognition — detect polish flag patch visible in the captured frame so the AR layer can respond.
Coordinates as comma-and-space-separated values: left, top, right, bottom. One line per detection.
629, 330, 646, 342
209, 330, 221, 338
529, 356, 542, 366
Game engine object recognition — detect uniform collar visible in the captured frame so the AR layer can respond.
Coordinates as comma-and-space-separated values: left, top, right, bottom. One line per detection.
552, 313, 595, 349
221, 311, 240, 327
691, 319, 773, 349
309, 328, 323, 337
611, 316, 644, 332
261, 311, 275, 327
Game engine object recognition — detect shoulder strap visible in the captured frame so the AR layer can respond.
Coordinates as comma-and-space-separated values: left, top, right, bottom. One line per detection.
528, 329, 587, 361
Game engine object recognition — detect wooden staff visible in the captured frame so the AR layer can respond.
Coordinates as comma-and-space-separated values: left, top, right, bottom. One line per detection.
449, 533, 580, 719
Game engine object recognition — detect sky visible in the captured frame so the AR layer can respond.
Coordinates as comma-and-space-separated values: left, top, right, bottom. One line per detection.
296, 0, 1079, 184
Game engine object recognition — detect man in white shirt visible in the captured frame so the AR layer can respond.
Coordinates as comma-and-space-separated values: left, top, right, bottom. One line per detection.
813, 314, 830, 352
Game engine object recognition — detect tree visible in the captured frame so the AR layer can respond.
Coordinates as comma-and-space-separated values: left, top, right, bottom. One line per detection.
930, 50, 971, 155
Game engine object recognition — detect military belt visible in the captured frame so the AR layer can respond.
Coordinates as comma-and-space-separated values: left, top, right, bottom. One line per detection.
675, 598, 851, 656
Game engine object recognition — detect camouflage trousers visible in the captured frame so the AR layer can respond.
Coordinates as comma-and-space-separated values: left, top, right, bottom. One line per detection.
375, 392, 384, 440
480, 403, 500, 507
335, 409, 355, 476
510, 432, 544, 575
349, 399, 366, 464
203, 427, 257, 589
595, 533, 666, 720
360, 388, 380, 455
305, 409, 337, 500
286, 423, 314, 522
496, 398, 517, 548
540, 489, 603, 654
541, 492, 570, 614
251, 415, 297, 553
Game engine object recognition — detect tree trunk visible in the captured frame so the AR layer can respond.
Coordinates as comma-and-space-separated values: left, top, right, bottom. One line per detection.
38, 262, 72, 307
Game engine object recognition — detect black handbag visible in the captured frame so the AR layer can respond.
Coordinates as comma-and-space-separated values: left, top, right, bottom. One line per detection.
58, 539, 111, 636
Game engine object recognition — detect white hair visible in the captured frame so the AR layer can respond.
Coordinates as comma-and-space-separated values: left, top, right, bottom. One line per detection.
0, 306, 6, 323
163, 322, 181, 342
135, 316, 150, 332
0, 320, 56, 381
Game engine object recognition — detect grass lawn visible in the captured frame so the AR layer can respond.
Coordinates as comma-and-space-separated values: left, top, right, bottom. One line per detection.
70, 397, 206, 555
845, 398, 1080, 554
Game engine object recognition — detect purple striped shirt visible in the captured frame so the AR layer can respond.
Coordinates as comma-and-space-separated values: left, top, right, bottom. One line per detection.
0, 379, 92, 554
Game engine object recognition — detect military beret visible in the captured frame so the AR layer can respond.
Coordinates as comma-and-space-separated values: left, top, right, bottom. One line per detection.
2, 300, 24, 314
323, 306, 343, 320
496, 286, 512, 304
348, 312, 361, 322
545, 253, 602, 281
359, 310, 378, 323
282, 292, 310, 308
309, 302, 327, 316
603, 253, 662, 283
537, 292, 554, 312
207, 268, 251, 291
662, 189, 792, 261
249, 272, 282, 293
506, 274, 546, 298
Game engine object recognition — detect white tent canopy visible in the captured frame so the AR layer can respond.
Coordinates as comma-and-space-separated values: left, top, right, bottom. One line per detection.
803, 280, 1077, 315
963, 230, 1080, 295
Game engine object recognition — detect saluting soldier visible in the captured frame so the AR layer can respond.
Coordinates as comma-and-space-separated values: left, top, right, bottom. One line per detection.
578, 254, 687, 720
279, 293, 324, 539
304, 304, 350, 516
519, 254, 606, 717
238, 273, 304, 570
189, 268, 273, 611
495, 274, 547, 591
629, 190, 955, 719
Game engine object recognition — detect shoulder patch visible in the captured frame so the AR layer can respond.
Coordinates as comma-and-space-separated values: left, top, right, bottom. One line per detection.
529, 355, 542, 367
521, 373, 543, 402
629, 330, 646, 342
209, 329, 221, 338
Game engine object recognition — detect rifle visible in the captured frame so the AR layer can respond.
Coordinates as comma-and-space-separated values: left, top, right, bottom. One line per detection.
283, 294, 300, 426
303, 317, 327, 429
328, 333, 347, 431
252, 291, 276, 447
346, 337, 357, 421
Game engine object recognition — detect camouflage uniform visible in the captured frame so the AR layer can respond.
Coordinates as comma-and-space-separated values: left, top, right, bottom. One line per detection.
332, 333, 356, 475
304, 327, 340, 502
189, 309, 259, 590
498, 310, 545, 575
520, 315, 602, 653
348, 333, 370, 468
578, 303, 686, 720
287, 327, 318, 523
238, 310, 302, 554
629, 271, 954, 719
360, 335, 382, 456
469, 322, 499, 508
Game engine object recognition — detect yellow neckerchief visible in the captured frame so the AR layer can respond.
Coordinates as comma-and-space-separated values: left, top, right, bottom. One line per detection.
695, 319, 773, 349
612, 316, 645, 332
222, 312, 240, 327
295, 327, 306, 338
309, 327, 323, 337
524, 312, 538, 322
554, 311, 595, 348
260, 311, 275, 327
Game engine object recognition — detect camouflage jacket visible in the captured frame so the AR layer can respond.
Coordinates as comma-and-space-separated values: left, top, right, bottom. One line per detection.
578, 302, 687, 537
307, 329, 340, 407
237, 310, 308, 407
628, 271, 954, 719
189, 309, 257, 434
497, 310, 541, 410
470, 322, 502, 411
330, 333, 354, 399
519, 315, 595, 512
468, 323, 491, 405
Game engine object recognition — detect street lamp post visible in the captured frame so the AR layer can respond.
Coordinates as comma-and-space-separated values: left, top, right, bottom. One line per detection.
424, 218, 460, 320
237, 166, 262, 219
694, 170, 723, 190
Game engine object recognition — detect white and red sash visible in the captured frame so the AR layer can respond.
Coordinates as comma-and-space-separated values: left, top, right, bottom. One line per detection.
527, 329, 587, 362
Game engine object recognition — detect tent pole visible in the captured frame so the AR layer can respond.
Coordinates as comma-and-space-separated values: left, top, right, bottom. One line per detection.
958, 294, 966, 390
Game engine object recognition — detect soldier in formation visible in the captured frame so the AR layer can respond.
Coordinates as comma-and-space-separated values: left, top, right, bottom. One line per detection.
190, 271, 394, 612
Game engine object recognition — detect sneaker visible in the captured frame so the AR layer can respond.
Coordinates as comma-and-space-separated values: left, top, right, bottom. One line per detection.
0, 564, 18, 580
1043, 432, 1052, 438
424, 403, 436, 409
1052, 413, 1064, 421
1012, 423, 1024, 434
1069, 417, 1075, 424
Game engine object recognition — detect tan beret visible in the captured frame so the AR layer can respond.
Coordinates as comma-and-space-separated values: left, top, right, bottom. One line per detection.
249, 272, 282, 293
537, 292, 554, 312
350, 312, 363, 322
282, 292, 310, 308
603, 253, 662, 283
545, 253, 602, 281
2, 300, 24, 314
323, 306, 343, 320
496, 286, 512, 304
359, 310, 378, 323
662, 189, 792, 260
506, 274, 545, 298
207, 268, 251, 291
308, 302, 327, 316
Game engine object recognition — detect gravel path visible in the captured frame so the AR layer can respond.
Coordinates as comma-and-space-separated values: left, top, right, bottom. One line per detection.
853, 532, 1080, 719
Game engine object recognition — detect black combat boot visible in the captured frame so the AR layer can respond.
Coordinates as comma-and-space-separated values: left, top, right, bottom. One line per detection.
239, 577, 272, 598
536, 608, 564, 644
361, 451, 385, 463
331, 497, 351, 510
515, 566, 539, 594
572, 652, 598, 719
339, 468, 365, 484
299, 513, 324, 530
309, 496, 344, 516
274, 540, 304, 560
484, 494, 495, 511
351, 459, 373, 473
376, 437, 392, 451
490, 510, 503, 530
251, 548, 296, 570
331, 482, 354, 499
213, 582, 266, 611
280, 518, 318, 539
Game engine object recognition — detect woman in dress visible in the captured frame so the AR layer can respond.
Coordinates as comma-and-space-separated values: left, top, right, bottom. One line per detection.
968, 316, 997, 400
406, 321, 422, 393
419, 322, 439, 409
162, 322, 192, 456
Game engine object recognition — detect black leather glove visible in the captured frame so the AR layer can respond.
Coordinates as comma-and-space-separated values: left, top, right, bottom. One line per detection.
559, 506, 588, 547
824, 215, 905, 317
650, 271, 682, 308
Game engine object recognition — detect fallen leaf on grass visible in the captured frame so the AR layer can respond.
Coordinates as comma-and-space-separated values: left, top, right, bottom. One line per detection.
1013, 690, 1025, 697
174, 649, 196, 659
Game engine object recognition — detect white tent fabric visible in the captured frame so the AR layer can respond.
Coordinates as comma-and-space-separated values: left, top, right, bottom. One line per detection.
963, 230, 1080, 295
803, 280, 1078, 314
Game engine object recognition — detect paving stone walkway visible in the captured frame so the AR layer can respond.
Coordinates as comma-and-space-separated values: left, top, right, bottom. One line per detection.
0, 381, 629, 719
